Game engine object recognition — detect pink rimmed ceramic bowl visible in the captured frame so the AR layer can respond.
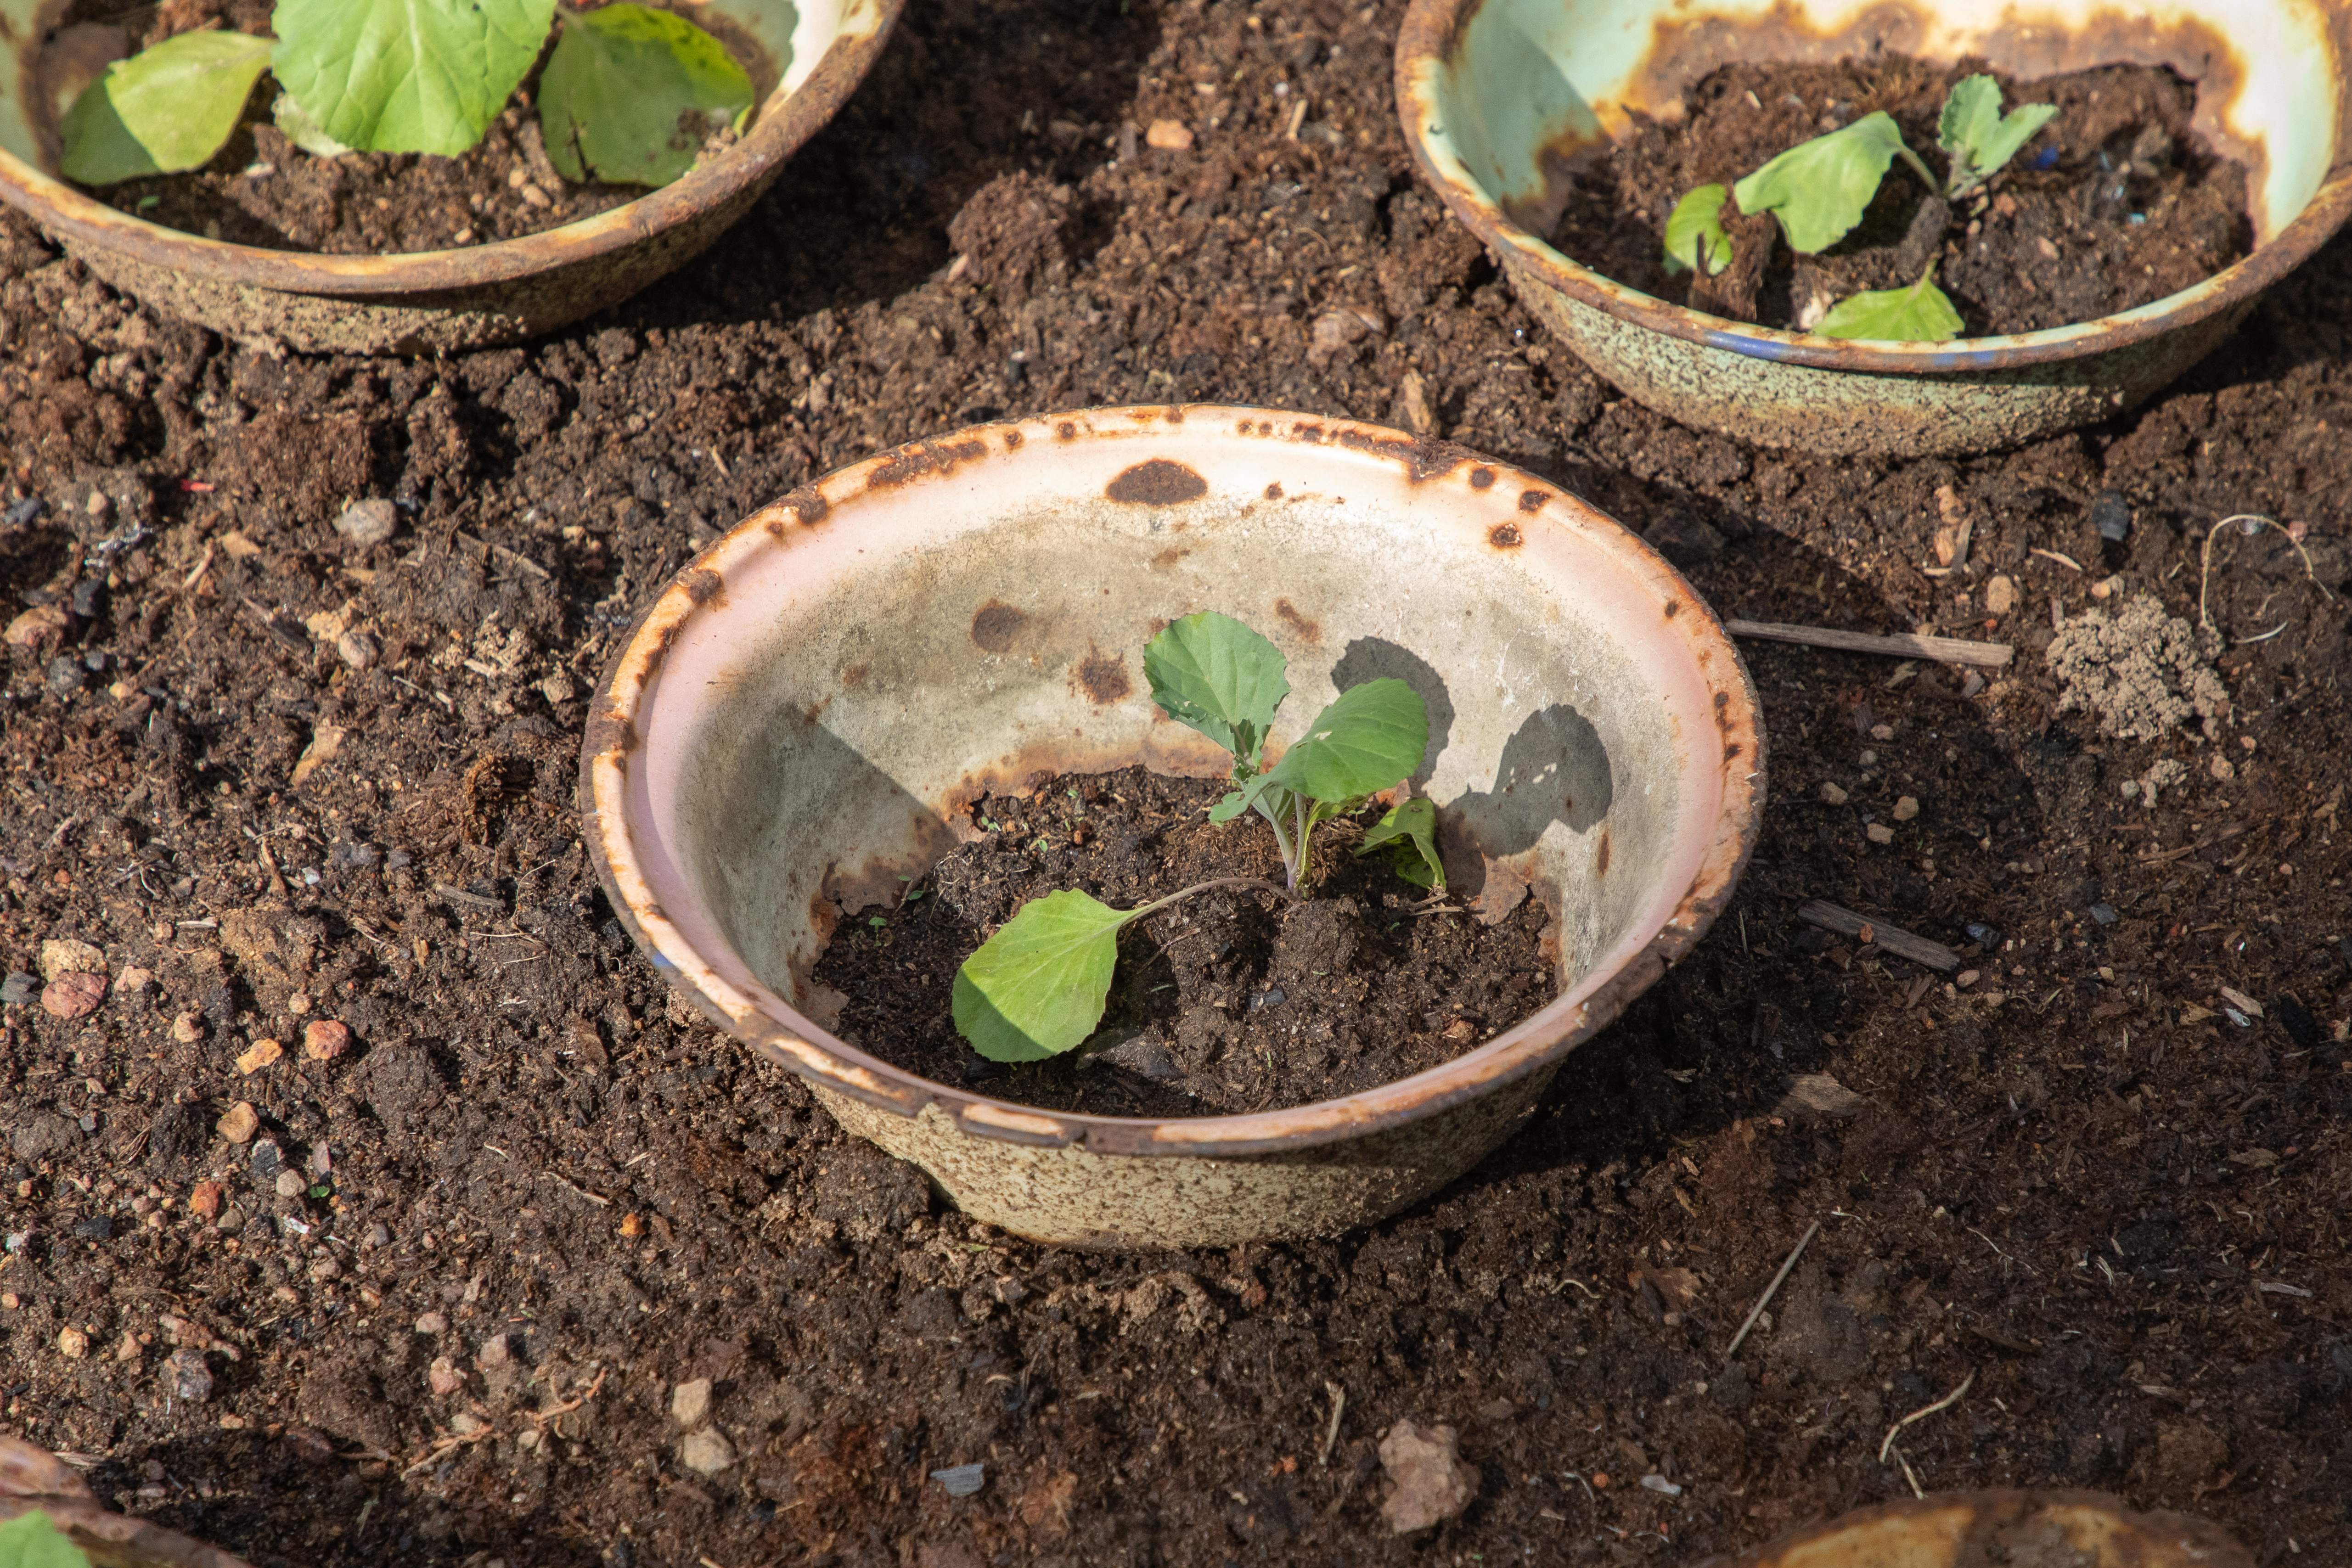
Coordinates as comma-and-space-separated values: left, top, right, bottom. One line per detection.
580, 407, 1764, 1248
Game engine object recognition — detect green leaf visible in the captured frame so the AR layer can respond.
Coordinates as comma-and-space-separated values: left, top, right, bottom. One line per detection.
1256, 679, 1428, 806
0, 1510, 95, 1568
952, 890, 1142, 1062
1733, 112, 1930, 254
1208, 789, 1253, 824
1937, 73, 2057, 198
1662, 184, 1732, 277
59, 30, 274, 185
1143, 612, 1291, 772
1356, 796, 1445, 890
1816, 264, 1965, 342
272, 91, 351, 157
538, 3, 755, 187
272, 0, 556, 157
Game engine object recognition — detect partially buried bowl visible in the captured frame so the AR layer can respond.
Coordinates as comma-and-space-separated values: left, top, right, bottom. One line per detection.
1395, 0, 2352, 455
0, 0, 902, 354
581, 407, 1764, 1248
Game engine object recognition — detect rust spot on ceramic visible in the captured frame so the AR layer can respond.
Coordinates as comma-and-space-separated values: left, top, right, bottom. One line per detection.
1057, 421, 1078, 440
971, 600, 1029, 653
840, 662, 871, 688
1272, 597, 1322, 645
1265, 482, 1284, 500
1004, 429, 1024, 450
1149, 546, 1192, 570
585, 708, 641, 756
868, 438, 987, 491
1725, 741, 1743, 760
680, 568, 725, 607
1328, 425, 1480, 483
1663, 599, 1680, 618
1595, 828, 1611, 877
1488, 522, 1523, 548
1469, 467, 1495, 489
1294, 423, 1325, 443
1519, 489, 1548, 513
1105, 458, 1210, 505
1073, 643, 1133, 705
780, 485, 829, 528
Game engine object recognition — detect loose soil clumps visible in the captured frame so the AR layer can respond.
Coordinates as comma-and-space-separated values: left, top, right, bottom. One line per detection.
812, 765, 1557, 1117
2048, 595, 2229, 741
1553, 55, 2251, 335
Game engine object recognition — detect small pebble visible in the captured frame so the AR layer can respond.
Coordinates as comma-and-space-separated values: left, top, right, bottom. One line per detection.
1818, 782, 1849, 805
57, 1326, 88, 1359
931, 1462, 986, 1498
173, 1012, 206, 1043
518, 182, 552, 208
236, 1039, 283, 1075
672, 1377, 713, 1427
335, 630, 380, 670
1145, 119, 1194, 151
41, 972, 107, 1019
216, 1102, 259, 1143
478, 1332, 512, 1369
2089, 903, 2119, 925
274, 1169, 307, 1199
415, 1311, 449, 1336
1866, 823, 1896, 845
249, 1141, 284, 1181
1892, 796, 1919, 821
679, 1428, 735, 1475
46, 655, 87, 694
428, 1356, 465, 1396
2091, 491, 2133, 542
163, 1346, 213, 1401
1985, 575, 2018, 616
332, 499, 399, 548
189, 1181, 224, 1219
286, 991, 311, 1016
40, 939, 106, 980
303, 1019, 351, 1061
0, 972, 38, 1006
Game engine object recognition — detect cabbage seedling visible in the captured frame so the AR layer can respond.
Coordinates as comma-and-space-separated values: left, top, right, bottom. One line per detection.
951, 612, 1438, 1063
0, 1509, 92, 1568
1660, 75, 2059, 341
61, 0, 752, 191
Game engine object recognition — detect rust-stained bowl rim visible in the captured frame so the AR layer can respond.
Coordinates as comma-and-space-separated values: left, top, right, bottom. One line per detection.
0, 0, 904, 299
580, 406, 1766, 1161
1703, 1488, 2252, 1567
1394, 0, 2352, 374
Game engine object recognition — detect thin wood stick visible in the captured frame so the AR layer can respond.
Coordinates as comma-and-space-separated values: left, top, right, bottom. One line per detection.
1725, 619, 2013, 668
1725, 1218, 1819, 1362
1796, 900, 1959, 973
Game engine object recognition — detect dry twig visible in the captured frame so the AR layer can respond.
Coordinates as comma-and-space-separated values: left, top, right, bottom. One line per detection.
1726, 1219, 1820, 1362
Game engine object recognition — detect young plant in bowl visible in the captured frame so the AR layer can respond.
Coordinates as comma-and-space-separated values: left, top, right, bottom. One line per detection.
950, 611, 1445, 1064
59, 0, 755, 196
1661, 73, 2056, 340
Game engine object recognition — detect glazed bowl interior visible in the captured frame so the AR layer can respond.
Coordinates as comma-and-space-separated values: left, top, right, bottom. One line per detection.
1409, 0, 2348, 325
587, 409, 1762, 1152
0, 0, 871, 255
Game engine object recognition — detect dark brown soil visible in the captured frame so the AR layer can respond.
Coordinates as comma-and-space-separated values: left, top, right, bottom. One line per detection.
1, 0, 2349, 1565
1553, 56, 2251, 335
48, 0, 720, 253
813, 766, 1555, 1118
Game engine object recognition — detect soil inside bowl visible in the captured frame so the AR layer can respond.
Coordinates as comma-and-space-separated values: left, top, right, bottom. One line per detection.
1551, 55, 2252, 336
42, 0, 752, 254
809, 764, 1559, 1118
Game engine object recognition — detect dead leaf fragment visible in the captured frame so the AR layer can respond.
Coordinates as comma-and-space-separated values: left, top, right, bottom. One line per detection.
2217, 986, 2263, 1017
1379, 1419, 1479, 1533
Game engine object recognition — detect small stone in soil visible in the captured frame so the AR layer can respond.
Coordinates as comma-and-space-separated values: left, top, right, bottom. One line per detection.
427, 1357, 464, 1396
41, 973, 107, 1019
1378, 1420, 1478, 1533
2092, 491, 2133, 541
303, 1020, 351, 1061
414, 1311, 448, 1335
215, 1102, 260, 1143
2089, 903, 2119, 925
931, 1462, 986, 1497
672, 1377, 713, 1427
163, 1347, 214, 1401
249, 1141, 284, 1181
333, 499, 399, 548
1093, 1034, 1182, 1082
0, 972, 35, 1006
679, 1427, 735, 1475
274, 1170, 306, 1199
